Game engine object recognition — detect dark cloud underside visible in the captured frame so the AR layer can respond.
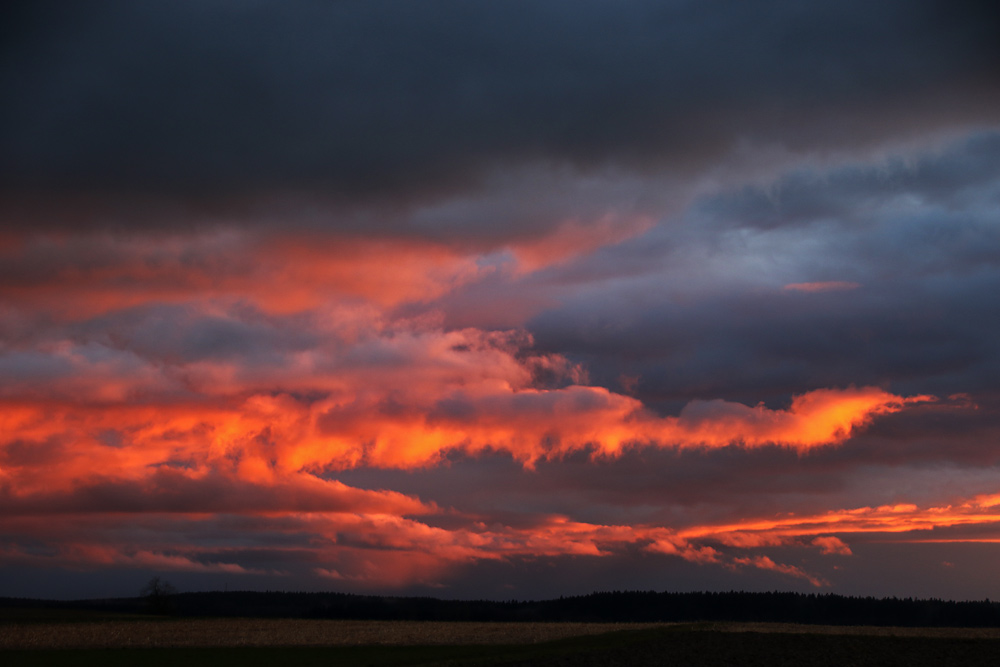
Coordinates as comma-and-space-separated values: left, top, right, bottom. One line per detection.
3, 0, 999, 203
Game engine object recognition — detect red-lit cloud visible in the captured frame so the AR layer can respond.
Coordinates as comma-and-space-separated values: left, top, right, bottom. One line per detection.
0, 215, 970, 598
0, 301, 962, 592
0, 296, 947, 592
731, 555, 828, 587
0, 232, 487, 318
0, 375, 931, 494
8, 484, 1000, 590
812, 536, 852, 556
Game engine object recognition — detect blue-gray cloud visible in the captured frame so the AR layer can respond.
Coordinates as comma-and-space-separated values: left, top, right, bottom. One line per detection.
2, 0, 998, 222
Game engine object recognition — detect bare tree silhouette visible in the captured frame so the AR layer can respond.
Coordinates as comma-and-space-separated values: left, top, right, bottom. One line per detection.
140, 576, 178, 615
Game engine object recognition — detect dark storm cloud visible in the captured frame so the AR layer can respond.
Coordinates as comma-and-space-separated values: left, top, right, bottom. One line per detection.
335, 446, 850, 529
523, 132, 1000, 408
533, 277, 1000, 407
0, 467, 432, 516
841, 396, 1000, 468
2, 0, 999, 227
699, 132, 1000, 231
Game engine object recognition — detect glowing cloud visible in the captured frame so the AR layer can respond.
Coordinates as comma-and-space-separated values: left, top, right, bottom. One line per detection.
731, 555, 828, 587
0, 381, 931, 494
812, 536, 853, 556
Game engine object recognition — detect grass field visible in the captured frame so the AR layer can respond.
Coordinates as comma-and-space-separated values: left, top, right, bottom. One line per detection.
4, 613, 1000, 666
0, 615, 659, 649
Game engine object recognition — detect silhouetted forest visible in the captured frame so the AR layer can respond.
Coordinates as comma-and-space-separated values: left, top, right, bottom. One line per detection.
4, 590, 1000, 627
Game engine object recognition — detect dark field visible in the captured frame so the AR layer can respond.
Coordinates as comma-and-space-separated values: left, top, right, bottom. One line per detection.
4, 614, 1000, 667
0, 615, 657, 648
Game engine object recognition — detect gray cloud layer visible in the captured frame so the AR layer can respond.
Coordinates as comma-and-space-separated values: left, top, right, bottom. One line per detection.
518, 131, 1000, 409
3, 1, 999, 214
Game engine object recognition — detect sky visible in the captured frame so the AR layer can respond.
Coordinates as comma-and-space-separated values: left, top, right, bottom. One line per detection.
2, 0, 1000, 601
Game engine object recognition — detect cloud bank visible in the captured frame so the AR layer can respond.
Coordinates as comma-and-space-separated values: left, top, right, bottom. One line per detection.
1, 1, 999, 599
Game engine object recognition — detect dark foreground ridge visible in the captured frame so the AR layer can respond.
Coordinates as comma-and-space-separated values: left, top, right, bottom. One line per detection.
3, 590, 1000, 626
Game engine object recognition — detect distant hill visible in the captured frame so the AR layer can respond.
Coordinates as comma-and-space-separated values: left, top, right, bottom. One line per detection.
3, 590, 999, 627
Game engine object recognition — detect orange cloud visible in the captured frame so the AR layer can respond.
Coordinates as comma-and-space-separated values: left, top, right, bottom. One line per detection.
0, 372, 933, 508
731, 555, 828, 587
811, 536, 852, 555
0, 383, 930, 501
0, 254, 952, 595
8, 473, 1000, 590
0, 231, 486, 319
651, 386, 934, 453
646, 535, 722, 564
0, 217, 660, 322
678, 495, 1000, 545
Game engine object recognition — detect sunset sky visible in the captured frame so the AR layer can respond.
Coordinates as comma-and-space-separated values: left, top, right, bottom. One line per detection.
2, 1, 1000, 601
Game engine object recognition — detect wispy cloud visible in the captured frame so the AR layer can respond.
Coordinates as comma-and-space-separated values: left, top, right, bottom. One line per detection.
783, 281, 861, 293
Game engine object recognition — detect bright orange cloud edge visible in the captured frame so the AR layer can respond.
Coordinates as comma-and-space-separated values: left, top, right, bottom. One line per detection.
0, 385, 933, 497
0, 383, 955, 589
0, 215, 982, 592
5, 487, 1000, 589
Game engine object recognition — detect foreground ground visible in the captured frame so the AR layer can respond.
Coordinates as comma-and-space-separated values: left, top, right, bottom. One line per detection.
4, 613, 1000, 666
0, 616, 658, 649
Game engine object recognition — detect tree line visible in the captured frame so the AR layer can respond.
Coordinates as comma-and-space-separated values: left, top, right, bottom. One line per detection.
5, 589, 999, 626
